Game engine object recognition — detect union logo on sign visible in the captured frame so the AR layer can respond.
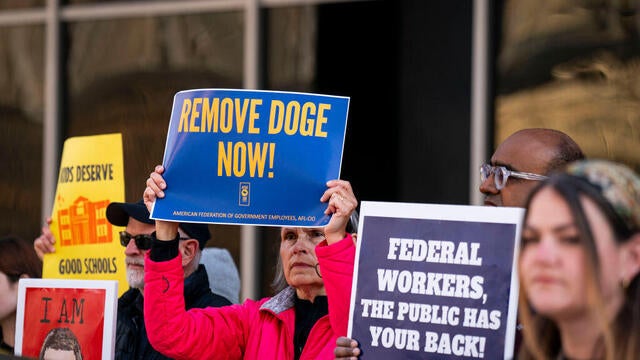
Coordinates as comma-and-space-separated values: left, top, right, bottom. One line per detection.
239, 182, 250, 206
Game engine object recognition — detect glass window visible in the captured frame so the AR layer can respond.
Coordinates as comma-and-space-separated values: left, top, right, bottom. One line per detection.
65, 11, 244, 266
495, 0, 640, 173
66, 12, 244, 201
0, 1, 44, 10
0, 24, 44, 241
265, 6, 316, 92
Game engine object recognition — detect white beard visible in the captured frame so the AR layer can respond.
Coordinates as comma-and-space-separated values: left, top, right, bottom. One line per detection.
125, 256, 145, 289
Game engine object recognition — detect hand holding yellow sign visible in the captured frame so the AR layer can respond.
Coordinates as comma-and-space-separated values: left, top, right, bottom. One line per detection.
43, 133, 127, 296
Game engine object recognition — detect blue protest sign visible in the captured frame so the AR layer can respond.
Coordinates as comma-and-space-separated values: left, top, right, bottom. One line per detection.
150, 89, 349, 227
348, 201, 523, 360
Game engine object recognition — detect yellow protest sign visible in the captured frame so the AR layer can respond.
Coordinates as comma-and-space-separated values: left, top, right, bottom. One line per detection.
43, 133, 127, 296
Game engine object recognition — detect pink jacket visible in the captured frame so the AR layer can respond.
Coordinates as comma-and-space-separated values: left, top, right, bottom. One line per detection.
144, 235, 355, 360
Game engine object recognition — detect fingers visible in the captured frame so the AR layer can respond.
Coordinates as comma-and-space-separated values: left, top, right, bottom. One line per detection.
34, 230, 56, 260
147, 170, 166, 195
144, 165, 179, 240
321, 180, 355, 202
327, 192, 357, 214
334, 337, 360, 359
143, 165, 166, 212
322, 180, 358, 244
34, 237, 48, 260
336, 336, 358, 347
143, 187, 156, 213
322, 180, 357, 215
332, 192, 345, 201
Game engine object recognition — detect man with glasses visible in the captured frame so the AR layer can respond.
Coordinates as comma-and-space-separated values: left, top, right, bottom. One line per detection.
479, 128, 584, 208
107, 199, 233, 359
333, 128, 585, 359
34, 199, 236, 359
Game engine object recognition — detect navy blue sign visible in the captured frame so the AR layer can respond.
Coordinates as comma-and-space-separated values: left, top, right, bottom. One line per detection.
349, 202, 523, 359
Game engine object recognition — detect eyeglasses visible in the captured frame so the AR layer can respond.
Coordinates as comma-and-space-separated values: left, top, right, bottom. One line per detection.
119, 231, 189, 250
480, 163, 548, 190
119, 231, 154, 250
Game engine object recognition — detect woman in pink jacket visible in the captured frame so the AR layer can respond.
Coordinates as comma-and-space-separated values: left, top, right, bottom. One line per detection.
142, 165, 358, 360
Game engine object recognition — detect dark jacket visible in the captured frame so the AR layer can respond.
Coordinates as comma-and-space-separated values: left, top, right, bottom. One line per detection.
115, 264, 231, 360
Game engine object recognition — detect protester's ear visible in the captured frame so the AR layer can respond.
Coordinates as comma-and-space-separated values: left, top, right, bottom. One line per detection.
621, 233, 640, 284
179, 239, 199, 266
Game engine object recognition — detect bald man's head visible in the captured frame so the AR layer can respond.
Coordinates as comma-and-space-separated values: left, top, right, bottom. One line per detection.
480, 128, 584, 207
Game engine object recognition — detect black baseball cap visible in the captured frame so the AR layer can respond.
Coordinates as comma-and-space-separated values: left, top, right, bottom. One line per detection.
106, 199, 210, 250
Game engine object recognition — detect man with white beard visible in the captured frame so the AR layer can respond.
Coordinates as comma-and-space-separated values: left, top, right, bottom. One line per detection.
105, 200, 233, 359
35, 199, 236, 359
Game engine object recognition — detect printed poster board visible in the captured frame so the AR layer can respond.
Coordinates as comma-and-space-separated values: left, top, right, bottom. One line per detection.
348, 201, 523, 359
150, 88, 350, 228
14, 278, 118, 360
43, 133, 127, 296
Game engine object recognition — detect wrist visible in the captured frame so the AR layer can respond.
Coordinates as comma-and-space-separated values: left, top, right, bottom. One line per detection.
153, 230, 180, 242
150, 231, 180, 261
155, 220, 179, 240
324, 231, 346, 245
